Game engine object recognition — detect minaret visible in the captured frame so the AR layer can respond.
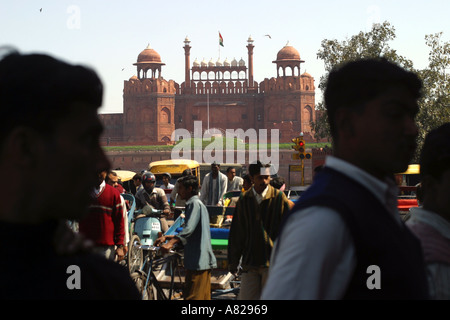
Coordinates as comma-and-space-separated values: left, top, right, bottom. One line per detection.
246, 36, 255, 89
184, 36, 191, 90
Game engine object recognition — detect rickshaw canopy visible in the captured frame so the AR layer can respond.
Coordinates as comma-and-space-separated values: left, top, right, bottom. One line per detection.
399, 164, 420, 175
112, 170, 136, 182
148, 159, 200, 176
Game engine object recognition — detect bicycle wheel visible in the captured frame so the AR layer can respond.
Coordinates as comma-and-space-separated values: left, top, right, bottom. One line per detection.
127, 234, 143, 273
130, 271, 154, 300
164, 255, 184, 300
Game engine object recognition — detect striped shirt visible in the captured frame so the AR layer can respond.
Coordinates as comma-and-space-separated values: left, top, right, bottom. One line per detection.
407, 207, 450, 299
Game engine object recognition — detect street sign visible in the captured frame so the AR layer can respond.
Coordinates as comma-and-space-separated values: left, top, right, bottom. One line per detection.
290, 165, 303, 172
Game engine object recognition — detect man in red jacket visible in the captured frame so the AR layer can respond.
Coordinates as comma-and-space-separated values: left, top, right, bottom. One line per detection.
79, 170, 125, 261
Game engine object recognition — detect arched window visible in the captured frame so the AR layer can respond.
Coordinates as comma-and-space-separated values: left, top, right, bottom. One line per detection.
302, 105, 313, 132
193, 71, 200, 80
285, 66, 293, 76
161, 107, 171, 124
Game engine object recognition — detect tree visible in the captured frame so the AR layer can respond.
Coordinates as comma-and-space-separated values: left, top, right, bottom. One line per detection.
311, 23, 450, 162
311, 21, 414, 142
415, 32, 450, 156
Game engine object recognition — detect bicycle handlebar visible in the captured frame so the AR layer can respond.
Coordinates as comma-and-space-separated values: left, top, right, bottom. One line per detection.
145, 245, 179, 255
133, 209, 164, 221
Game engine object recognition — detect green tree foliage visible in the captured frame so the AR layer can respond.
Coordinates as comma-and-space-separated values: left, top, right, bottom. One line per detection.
311, 22, 450, 161
416, 32, 450, 150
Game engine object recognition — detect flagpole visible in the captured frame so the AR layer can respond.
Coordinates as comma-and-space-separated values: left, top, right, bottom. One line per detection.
207, 89, 210, 132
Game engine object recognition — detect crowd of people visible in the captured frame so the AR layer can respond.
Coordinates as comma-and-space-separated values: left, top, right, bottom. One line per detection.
1, 48, 449, 301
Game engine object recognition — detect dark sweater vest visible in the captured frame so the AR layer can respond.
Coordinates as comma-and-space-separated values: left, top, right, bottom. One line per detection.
282, 167, 429, 299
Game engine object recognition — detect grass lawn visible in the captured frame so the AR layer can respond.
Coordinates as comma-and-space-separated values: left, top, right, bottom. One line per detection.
103, 138, 332, 152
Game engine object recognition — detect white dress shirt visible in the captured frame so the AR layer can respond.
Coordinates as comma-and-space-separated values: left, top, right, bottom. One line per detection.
261, 156, 400, 299
252, 185, 269, 205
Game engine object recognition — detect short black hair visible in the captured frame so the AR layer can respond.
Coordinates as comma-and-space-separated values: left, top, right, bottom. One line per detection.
105, 171, 117, 183
248, 160, 270, 177
182, 168, 192, 176
420, 122, 450, 180
132, 173, 142, 181
324, 58, 422, 141
0, 50, 103, 147
243, 174, 251, 184
178, 175, 199, 195
270, 176, 285, 189
226, 167, 235, 173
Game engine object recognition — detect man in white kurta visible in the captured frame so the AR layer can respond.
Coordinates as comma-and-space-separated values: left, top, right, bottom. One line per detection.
200, 163, 227, 206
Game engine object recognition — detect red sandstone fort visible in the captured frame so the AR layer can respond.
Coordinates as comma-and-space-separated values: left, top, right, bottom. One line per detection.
99, 36, 318, 145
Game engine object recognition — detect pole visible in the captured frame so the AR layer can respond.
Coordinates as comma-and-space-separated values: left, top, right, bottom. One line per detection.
301, 159, 305, 186
207, 89, 210, 131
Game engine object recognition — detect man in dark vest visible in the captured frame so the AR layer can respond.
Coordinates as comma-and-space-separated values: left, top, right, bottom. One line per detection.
0, 50, 140, 299
261, 58, 429, 300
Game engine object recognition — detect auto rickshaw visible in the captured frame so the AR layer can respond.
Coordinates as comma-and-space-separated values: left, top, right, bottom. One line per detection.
148, 159, 200, 190
395, 164, 420, 219
112, 169, 137, 193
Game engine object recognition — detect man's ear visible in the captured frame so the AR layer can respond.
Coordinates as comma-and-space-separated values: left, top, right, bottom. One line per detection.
3, 127, 44, 169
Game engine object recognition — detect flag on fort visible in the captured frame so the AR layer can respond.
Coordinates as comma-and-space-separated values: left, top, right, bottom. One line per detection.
219, 32, 224, 47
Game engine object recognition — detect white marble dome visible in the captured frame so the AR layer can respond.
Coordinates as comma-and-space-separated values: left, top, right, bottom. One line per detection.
193, 58, 200, 67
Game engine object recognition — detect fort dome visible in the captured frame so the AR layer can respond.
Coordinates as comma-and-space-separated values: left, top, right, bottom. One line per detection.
137, 44, 162, 63
301, 71, 312, 77
276, 43, 301, 61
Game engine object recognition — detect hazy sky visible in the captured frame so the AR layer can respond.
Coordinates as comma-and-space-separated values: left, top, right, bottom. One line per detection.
1, 0, 448, 114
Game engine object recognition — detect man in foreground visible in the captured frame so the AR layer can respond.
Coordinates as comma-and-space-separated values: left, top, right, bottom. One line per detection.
0, 50, 139, 299
262, 58, 429, 299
